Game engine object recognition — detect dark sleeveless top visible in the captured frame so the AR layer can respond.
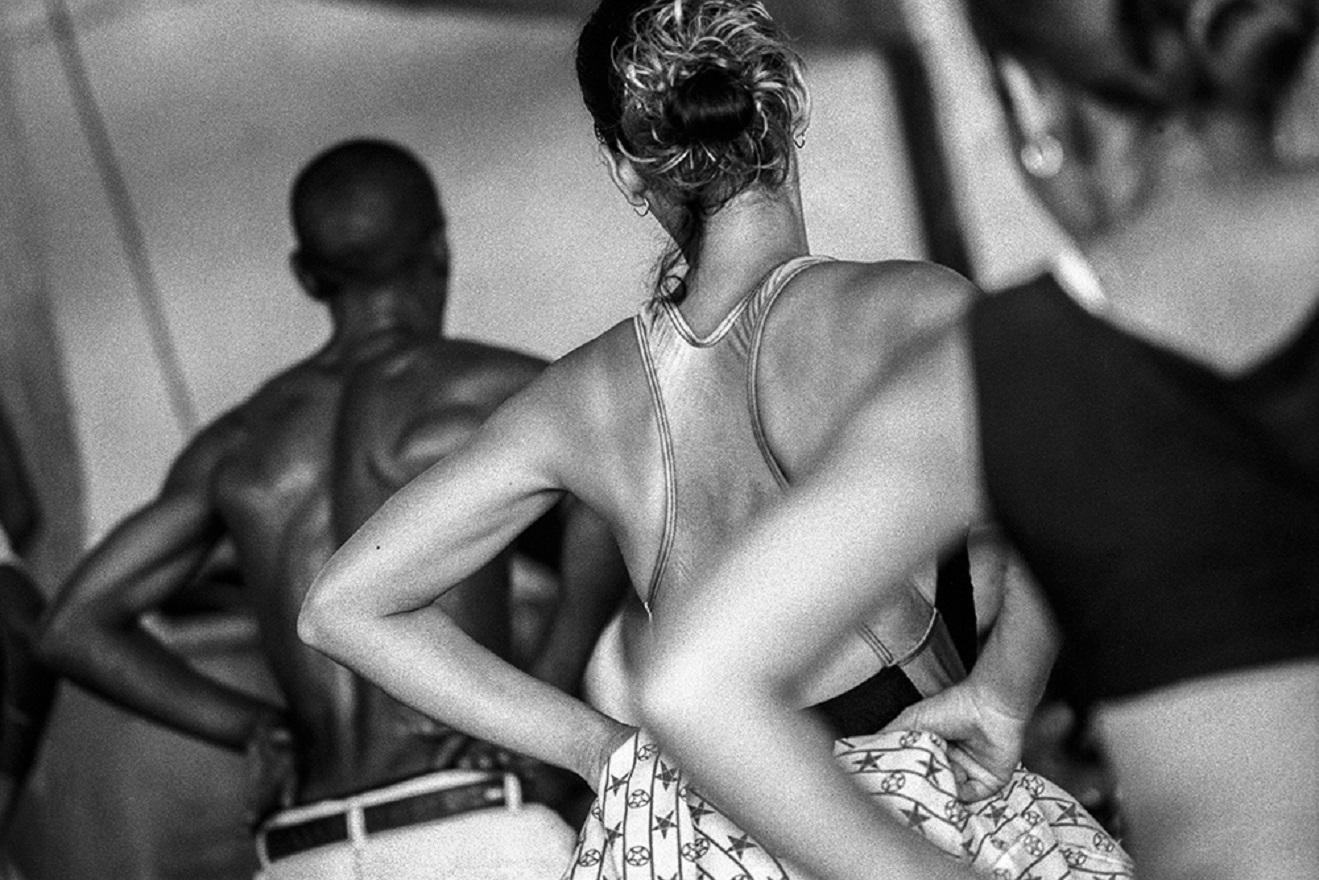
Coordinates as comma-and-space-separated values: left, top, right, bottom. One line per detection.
969, 274, 1319, 702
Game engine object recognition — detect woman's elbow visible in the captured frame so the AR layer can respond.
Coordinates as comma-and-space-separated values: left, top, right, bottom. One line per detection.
636, 648, 725, 740
639, 640, 798, 744
297, 571, 354, 657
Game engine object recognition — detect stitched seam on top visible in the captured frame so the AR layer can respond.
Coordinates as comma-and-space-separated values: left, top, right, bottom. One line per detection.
854, 623, 896, 665
633, 314, 678, 612
660, 292, 757, 348
893, 607, 941, 667
748, 255, 834, 489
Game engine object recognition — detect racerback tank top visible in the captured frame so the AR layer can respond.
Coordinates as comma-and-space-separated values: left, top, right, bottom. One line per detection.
633, 255, 965, 734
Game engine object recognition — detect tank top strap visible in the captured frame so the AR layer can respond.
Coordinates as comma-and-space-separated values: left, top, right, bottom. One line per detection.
741, 254, 836, 331
742, 254, 835, 487
630, 254, 834, 614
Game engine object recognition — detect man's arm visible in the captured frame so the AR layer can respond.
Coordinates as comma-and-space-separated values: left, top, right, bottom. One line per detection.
0, 404, 39, 555
38, 423, 284, 752
0, 527, 56, 830
301, 366, 631, 788
522, 497, 629, 696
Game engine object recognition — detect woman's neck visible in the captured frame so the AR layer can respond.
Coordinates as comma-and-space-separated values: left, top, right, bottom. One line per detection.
1078, 162, 1319, 371
1085, 161, 1319, 286
675, 186, 810, 334
1080, 108, 1319, 289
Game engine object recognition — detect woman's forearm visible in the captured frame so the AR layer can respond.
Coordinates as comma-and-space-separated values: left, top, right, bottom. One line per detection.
302, 602, 623, 783
968, 557, 1059, 721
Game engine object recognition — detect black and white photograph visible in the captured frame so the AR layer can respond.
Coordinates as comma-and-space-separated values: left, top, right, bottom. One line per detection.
0, 1, 1314, 878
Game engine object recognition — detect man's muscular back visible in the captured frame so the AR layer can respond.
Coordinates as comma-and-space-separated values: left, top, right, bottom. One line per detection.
39, 139, 624, 823
209, 338, 544, 803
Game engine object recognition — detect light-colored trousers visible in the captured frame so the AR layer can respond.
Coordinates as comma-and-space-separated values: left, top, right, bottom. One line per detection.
254, 769, 577, 880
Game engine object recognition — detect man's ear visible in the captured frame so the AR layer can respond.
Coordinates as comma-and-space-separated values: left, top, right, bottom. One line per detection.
289, 251, 320, 297
426, 228, 452, 278
993, 53, 1151, 241
994, 55, 1068, 153
598, 142, 648, 207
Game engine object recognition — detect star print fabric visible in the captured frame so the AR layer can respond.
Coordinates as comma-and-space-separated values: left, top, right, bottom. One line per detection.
564, 729, 803, 879
563, 729, 1133, 880
837, 730, 1133, 879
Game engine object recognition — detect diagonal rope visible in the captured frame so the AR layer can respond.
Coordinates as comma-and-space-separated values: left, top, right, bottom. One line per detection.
45, 0, 199, 436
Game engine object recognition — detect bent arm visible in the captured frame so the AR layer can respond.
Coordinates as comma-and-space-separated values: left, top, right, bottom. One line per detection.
0, 530, 56, 829
300, 385, 628, 785
38, 430, 281, 751
640, 328, 986, 879
0, 406, 39, 554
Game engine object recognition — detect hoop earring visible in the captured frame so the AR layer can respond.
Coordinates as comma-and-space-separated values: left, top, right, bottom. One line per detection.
1020, 133, 1064, 178
632, 199, 651, 218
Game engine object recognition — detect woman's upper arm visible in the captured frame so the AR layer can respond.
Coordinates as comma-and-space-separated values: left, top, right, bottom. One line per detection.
305, 372, 574, 621
755, 260, 978, 481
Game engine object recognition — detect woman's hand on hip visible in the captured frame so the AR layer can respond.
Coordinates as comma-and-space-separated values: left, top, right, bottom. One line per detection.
582, 720, 640, 792
882, 680, 1026, 802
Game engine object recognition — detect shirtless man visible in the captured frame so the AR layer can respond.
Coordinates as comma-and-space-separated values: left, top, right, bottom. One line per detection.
38, 139, 624, 878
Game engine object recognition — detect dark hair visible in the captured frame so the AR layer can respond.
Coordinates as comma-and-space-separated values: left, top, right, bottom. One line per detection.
965, 0, 1316, 116
577, 0, 808, 301
290, 139, 444, 300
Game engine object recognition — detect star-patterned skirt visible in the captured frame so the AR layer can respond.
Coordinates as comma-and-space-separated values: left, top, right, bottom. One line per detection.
563, 728, 1134, 880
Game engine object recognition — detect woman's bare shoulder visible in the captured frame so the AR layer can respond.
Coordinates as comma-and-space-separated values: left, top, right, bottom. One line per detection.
830, 258, 977, 334
762, 259, 974, 367
515, 317, 655, 507
504, 318, 649, 454
761, 259, 974, 376
533, 318, 640, 409
754, 260, 978, 480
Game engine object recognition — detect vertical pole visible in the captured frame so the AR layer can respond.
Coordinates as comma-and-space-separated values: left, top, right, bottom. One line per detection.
0, 24, 88, 587
847, 0, 975, 277
46, 0, 199, 435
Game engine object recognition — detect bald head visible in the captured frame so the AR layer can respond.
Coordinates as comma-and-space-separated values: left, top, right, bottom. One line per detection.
291, 139, 445, 299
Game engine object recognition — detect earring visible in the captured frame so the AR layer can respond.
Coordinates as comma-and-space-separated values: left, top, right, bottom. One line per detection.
632, 198, 651, 217
794, 132, 806, 149
1020, 132, 1064, 178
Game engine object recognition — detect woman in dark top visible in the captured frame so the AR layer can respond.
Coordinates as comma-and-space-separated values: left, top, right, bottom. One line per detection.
640, 2, 1319, 879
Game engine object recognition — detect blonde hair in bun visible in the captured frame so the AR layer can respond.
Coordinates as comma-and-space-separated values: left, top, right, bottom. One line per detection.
614, 0, 809, 206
